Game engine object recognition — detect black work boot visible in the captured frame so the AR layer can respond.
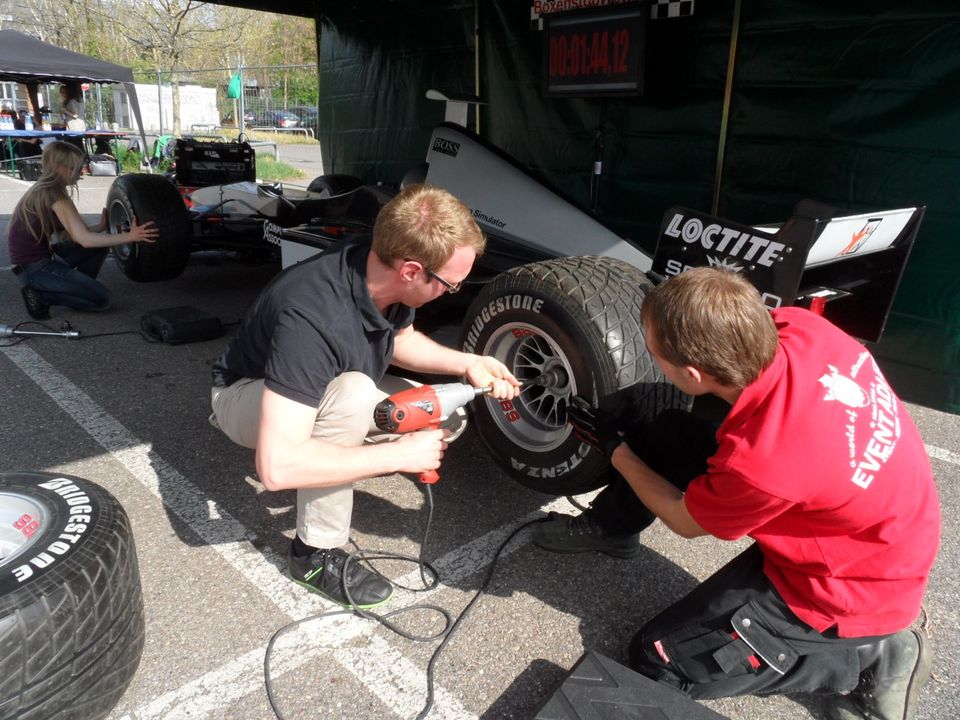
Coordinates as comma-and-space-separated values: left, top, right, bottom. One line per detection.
288, 543, 393, 608
828, 629, 932, 720
532, 511, 641, 558
21, 286, 51, 320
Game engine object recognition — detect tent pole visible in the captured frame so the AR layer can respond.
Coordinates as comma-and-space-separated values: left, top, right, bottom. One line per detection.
95, 84, 103, 129
711, 0, 742, 216
157, 72, 164, 137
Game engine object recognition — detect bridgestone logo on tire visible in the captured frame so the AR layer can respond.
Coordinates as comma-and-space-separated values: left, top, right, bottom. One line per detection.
458, 256, 690, 496
9, 478, 95, 585
463, 295, 544, 353
1, 471, 145, 720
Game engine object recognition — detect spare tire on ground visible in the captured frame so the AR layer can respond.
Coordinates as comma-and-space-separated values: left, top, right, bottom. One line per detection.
460, 256, 690, 496
0, 472, 145, 720
108, 173, 193, 282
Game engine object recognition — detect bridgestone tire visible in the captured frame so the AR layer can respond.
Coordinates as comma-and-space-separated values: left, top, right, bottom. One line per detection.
0, 472, 145, 720
306, 174, 364, 196
460, 256, 690, 495
108, 173, 192, 282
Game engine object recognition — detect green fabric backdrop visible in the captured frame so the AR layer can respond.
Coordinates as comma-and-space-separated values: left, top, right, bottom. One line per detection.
316, 1, 960, 412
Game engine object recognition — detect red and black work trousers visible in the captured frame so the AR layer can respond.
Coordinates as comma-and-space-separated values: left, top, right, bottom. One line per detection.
590, 409, 889, 698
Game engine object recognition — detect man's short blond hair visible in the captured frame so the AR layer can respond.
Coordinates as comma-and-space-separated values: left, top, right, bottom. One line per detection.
641, 268, 779, 389
373, 184, 485, 271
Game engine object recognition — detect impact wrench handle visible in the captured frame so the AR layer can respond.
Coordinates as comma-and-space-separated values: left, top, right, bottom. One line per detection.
0, 323, 80, 339
373, 382, 492, 484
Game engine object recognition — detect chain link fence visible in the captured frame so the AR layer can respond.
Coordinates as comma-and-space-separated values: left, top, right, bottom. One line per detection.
1, 64, 319, 140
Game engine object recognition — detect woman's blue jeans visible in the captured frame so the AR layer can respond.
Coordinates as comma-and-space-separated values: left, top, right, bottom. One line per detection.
17, 243, 112, 311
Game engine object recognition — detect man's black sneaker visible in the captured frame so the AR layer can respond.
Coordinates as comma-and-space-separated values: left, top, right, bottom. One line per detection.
21, 286, 50, 320
288, 544, 393, 608
828, 628, 932, 720
532, 511, 641, 558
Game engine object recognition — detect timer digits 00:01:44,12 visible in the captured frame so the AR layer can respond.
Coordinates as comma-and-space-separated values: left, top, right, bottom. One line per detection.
548, 29, 631, 79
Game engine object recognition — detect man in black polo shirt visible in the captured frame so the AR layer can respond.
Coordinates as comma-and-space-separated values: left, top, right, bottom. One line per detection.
210, 184, 520, 608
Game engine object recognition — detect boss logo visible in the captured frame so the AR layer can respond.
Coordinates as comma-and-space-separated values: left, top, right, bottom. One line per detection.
432, 137, 460, 157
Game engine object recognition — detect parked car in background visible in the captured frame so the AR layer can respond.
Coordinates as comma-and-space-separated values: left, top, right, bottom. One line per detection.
256, 110, 300, 128
290, 105, 318, 136
220, 109, 257, 128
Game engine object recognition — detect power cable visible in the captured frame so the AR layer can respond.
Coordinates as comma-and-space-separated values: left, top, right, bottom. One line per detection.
263, 483, 544, 720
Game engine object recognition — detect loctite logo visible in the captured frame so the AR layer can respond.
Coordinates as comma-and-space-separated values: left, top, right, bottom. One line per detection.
432, 137, 460, 157
664, 213, 786, 268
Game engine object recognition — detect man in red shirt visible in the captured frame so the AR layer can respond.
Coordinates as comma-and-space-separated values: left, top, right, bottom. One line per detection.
534, 268, 940, 720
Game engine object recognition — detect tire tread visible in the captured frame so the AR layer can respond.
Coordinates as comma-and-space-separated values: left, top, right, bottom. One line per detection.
464, 255, 690, 494
108, 174, 192, 282
0, 474, 145, 720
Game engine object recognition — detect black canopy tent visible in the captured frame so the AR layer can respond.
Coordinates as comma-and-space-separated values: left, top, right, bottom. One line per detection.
0, 29, 148, 155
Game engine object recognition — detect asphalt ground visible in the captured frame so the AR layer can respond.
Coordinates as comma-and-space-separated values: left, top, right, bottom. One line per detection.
1, 154, 958, 720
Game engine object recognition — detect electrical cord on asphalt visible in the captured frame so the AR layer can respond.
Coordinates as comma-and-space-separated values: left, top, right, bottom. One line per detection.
2, 316, 555, 717
263, 482, 547, 720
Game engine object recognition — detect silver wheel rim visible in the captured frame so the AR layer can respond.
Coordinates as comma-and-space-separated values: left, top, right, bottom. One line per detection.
479, 321, 576, 453
0, 492, 48, 567
108, 197, 134, 261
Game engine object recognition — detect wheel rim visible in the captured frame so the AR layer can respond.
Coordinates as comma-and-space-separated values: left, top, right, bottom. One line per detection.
480, 322, 576, 453
0, 492, 48, 567
108, 197, 135, 262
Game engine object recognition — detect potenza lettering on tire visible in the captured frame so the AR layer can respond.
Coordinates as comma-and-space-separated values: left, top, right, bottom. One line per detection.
510, 444, 591, 479
0, 471, 145, 720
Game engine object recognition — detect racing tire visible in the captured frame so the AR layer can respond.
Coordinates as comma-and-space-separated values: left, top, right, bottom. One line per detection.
0, 472, 145, 720
306, 174, 364, 196
107, 173, 192, 282
460, 256, 690, 496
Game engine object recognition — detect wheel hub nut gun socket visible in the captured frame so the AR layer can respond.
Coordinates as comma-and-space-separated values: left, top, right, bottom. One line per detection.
374, 383, 491, 484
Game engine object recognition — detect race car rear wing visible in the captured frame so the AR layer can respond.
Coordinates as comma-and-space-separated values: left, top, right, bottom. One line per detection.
650, 200, 925, 343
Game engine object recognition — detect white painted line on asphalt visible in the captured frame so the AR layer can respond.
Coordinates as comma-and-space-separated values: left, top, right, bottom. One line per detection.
926, 444, 960, 467
114, 499, 573, 720
14, 336, 959, 719
112, 645, 265, 720
2, 342, 575, 719
336, 634, 476, 719
112, 611, 362, 720
1, 344, 325, 620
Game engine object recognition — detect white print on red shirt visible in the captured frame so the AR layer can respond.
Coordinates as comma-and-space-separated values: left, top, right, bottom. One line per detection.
819, 352, 901, 490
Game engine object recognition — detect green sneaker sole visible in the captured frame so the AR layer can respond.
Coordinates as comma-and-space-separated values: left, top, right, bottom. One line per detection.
292, 577, 393, 609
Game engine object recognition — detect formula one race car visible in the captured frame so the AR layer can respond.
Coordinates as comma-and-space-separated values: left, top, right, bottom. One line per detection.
105, 122, 925, 496
103, 139, 273, 281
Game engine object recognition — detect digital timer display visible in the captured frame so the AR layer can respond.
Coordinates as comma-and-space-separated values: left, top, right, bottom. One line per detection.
544, 7, 646, 96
